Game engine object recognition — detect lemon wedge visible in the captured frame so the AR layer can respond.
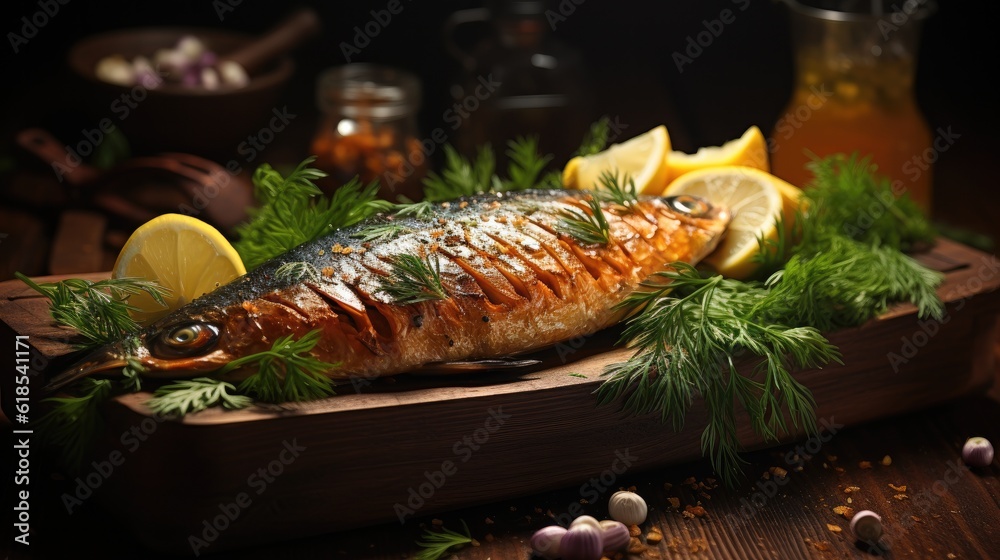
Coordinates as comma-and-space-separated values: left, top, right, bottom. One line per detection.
563, 125, 671, 195
113, 213, 246, 325
665, 166, 795, 280
665, 125, 770, 187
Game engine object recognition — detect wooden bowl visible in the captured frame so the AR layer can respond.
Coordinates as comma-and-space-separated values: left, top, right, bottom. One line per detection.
67, 27, 295, 159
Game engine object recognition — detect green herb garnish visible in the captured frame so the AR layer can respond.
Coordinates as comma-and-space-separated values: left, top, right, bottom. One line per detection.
393, 200, 436, 220
147, 378, 252, 416
592, 170, 638, 210
220, 330, 338, 403
351, 222, 413, 243
234, 157, 387, 270
422, 137, 557, 202
275, 261, 322, 283
379, 254, 449, 304
575, 116, 611, 156
414, 520, 473, 560
36, 378, 114, 468
15, 273, 168, 348
557, 196, 611, 245
601, 155, 944, 485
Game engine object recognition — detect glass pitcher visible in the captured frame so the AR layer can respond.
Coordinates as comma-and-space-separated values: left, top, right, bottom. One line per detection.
769, 0, 936, 214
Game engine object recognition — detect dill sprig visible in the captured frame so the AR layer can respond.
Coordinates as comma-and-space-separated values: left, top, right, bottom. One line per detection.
414, 520, 473, 560
601, 155, 944, 485
423, 144, 497, 202
600, 264, 840, 483
36, 378, 114, 469
219, 330, 338, 403
803, 153, 935, 250
575, 116, 611, 156
234, 157, 387, 270
393, 200, 436, 220
15, 273, 168, 348
147, 378, 252, 416
275, 261, 322, 283
592, 170, 638, 210
351, 222, 413, 243
379, 254, 449, 304
422, 137, 558, 202
557, 196, 611, 245
503, 136, 555, 191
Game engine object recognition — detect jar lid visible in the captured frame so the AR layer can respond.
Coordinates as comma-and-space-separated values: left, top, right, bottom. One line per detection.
316, 64, 421, 120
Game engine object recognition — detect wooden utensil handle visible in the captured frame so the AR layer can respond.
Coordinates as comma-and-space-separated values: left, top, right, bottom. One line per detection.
15, 128, 101, 188
224, 7, 322, 75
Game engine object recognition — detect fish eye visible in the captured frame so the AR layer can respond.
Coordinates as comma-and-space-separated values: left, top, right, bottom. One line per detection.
152, 322, 220, 358
666, 195, 712, 217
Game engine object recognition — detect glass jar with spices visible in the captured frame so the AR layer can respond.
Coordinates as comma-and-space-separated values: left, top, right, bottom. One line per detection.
310, 64, 426, 201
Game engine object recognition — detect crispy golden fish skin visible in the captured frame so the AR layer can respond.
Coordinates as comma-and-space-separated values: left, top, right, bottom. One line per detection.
45, 190, 729, 391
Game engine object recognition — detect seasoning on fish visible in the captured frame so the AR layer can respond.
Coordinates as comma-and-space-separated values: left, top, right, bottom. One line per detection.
44, 189, 730, 392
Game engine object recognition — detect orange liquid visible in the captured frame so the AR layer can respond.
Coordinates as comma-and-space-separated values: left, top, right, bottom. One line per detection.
769, 51, 933, 214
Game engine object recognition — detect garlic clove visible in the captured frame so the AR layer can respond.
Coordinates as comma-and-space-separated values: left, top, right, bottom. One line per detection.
559, 523, 603, 560
95, 55, 135, 87
529, 525, 567, 560
962, 437, 994, 468
599, 519, 630, 552
568, 514, 602, 531
850, 510, 883, 542
608, 490, 648, 526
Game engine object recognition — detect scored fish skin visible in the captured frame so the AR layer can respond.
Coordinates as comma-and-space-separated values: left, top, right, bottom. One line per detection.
45, 189, 729, 391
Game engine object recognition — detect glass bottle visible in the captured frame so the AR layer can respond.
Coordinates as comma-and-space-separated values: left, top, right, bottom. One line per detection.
310, 64, 426, 201
444, 0, 593, 168
769, 0, 936, 214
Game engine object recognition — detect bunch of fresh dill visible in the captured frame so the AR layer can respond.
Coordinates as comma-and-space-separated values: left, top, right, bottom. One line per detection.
422, 136, 560, 201
600, 153, 944, 485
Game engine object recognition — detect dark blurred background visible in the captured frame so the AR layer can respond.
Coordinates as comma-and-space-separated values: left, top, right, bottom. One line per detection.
0, 0, 997, 280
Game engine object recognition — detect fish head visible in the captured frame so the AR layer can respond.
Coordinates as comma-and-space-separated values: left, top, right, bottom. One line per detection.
43, 302, 266, 393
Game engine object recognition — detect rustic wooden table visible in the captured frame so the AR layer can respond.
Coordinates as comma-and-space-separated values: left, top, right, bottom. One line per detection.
4, 374, 1000, 559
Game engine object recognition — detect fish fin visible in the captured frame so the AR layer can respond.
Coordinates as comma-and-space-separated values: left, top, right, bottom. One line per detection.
409, 358, 542, 376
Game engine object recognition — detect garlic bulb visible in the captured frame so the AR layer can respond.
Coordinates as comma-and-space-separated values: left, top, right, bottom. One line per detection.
529, 525, 567, 560
962, 437, 995, 467
608, 490, 648, 525
599, 519, 630, 551
559, 523, 603, 560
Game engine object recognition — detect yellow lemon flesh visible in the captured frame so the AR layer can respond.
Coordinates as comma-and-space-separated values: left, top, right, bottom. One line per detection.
665, 166, 799, 280
563, 125, 671, 195
112, 213, 246, 325
664, 125, 770, 187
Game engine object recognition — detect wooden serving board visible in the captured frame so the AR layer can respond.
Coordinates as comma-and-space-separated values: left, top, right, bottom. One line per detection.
2, 237, 999, 555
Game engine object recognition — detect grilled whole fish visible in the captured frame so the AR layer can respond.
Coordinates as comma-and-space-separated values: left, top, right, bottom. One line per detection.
45, 190, 729, 392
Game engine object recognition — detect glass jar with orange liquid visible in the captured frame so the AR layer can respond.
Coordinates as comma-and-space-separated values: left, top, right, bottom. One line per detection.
769, 0, 936, 214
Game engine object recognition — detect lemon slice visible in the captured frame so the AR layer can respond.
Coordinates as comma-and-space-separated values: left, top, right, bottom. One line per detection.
665, 126, 770, 187
664, 166, 790, 280
563, 125, 671, 195
113, 213, 246, 325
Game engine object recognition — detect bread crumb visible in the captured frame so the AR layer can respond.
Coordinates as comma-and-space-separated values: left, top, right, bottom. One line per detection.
811, 540, 831, 551
893, 493, 909, 501
881, 455, 892, 466
627, 537, 645, 554
629, 524, 641, 537
889, 483, 907, 492
827, 523, 842, 533
833, 505, 854, 518
843, 486, 861, 494
646, 531, 663, 544
769, 466, 788, 479
684, 505, 707, 518
859, 461, 873, 469
668, 497, 681, 509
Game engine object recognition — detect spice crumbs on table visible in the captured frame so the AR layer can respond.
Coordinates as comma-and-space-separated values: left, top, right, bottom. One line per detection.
826, 523, 842, 533
859, 460, 873, 469
667, 497, 681, 509
628, 524, 641, 537
843, 486, 861, 494
893, 494, 909, 501
888, 483, 907, 492
833, 505, 854, 518
628, 537, 646, 554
